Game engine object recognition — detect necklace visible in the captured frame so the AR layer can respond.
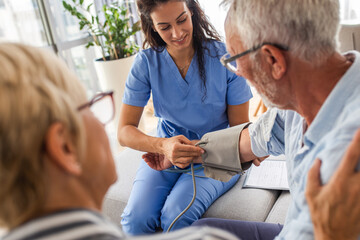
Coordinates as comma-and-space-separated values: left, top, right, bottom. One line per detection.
177, 58, 192, 75
178, 62, 190, 73
172, 50, 194, 76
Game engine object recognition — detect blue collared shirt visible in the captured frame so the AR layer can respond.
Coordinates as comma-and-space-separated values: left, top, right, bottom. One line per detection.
249, 51, 360, 239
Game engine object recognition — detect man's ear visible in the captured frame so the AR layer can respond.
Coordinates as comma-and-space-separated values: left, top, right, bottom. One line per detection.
260, 45, 287, 80
44, 122, 81, 176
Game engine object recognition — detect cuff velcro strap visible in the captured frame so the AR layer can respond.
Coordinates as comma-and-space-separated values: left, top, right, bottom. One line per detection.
195, 122, 251, 182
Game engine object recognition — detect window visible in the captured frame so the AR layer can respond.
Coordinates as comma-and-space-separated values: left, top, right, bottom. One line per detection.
0, 0, 140, 97
44, 0, 100, 96
0, 0, 5, 8
0, 0, 48, 47
47, 0, 90, 42
340, 0, 360, 23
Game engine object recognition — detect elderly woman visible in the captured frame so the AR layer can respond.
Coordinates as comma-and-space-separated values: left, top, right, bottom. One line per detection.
0, 43, 121, 238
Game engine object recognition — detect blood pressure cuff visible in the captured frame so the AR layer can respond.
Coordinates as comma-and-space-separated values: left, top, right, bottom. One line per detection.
195, 122, 252, 182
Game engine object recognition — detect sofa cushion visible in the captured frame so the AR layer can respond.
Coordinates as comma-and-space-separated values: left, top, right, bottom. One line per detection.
202, 175, 281, 222
265, 190, 291, 224
103, 147, 144, 226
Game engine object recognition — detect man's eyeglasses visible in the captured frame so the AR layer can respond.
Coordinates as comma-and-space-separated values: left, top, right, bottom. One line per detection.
77, 91, 115, 125
220, 42, 289, 73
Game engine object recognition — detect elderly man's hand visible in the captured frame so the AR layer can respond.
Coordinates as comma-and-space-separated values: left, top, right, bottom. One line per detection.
252, 156, 268, 166
306, 129, 360, 240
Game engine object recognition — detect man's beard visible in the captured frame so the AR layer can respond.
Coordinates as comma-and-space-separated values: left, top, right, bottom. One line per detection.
247, 60, 282, 109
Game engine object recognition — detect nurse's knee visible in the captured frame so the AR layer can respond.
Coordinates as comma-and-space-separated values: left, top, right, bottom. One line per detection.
161, 203, 196, 231
121, 206, 159, 235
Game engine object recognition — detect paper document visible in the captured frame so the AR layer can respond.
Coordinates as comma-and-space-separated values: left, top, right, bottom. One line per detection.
243, 155, 289, 190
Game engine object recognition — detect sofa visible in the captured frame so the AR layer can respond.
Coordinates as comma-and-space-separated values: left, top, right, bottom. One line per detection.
102, 145, 292, 228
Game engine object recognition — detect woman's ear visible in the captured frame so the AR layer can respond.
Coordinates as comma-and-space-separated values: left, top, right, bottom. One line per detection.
44, 122, 81, 175
260, 45, 287, 80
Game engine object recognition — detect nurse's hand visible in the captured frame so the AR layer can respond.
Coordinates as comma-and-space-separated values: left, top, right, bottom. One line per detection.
160, 135, 204, 168
306, 129, 360, 240
143, 152, 173, 171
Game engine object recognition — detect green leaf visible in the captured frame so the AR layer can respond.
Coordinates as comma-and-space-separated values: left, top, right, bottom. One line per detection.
80, 0, 84, 5
85, 41, 94, 48
87, 3, 93, 12
76, 12, 82, 19
62, 1, 67, 8
62, 1, 71, 11
79, 21, 86, 30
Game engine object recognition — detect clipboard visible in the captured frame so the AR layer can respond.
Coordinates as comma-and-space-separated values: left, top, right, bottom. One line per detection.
243, 155, 289, 190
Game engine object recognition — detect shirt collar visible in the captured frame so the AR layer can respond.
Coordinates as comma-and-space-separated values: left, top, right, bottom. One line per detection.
304, 51, 360, 145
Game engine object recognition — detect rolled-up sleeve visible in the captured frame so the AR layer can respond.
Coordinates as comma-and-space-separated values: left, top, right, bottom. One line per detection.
249, 108, 285, 157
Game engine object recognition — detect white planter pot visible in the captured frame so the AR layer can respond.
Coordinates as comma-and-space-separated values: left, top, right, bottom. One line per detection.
93, 54, 136, 130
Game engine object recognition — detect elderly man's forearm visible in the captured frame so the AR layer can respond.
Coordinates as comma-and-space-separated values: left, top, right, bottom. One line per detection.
239, 128, 258, 163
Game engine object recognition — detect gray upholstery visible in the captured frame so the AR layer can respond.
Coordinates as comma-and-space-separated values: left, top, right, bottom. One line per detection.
102, 147, 291, 227
203, 176, 280, 222
103, 147, 144, 226
265, 191, 292, 224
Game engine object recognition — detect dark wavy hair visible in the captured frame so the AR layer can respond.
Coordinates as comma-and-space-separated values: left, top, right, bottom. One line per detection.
136, 0, 221, 100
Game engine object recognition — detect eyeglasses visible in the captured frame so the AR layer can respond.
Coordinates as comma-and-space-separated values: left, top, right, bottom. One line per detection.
77, 91, 115, 125
220, 42, 289, 73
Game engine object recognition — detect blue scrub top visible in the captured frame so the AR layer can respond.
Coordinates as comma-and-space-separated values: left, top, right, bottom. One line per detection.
123, 40, 252, 140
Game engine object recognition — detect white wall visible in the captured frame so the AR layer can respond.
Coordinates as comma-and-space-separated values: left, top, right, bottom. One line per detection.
198, 0, 228, 40
340, 0, 360, 24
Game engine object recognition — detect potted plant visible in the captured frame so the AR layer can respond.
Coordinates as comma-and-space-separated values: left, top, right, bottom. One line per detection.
62, 0, 140, 60
63, 0, 141, 128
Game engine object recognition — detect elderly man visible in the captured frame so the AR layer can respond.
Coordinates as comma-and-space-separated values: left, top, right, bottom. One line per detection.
188, 0, 360, 239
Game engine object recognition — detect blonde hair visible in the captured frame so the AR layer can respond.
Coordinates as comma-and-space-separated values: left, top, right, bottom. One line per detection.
0, 43, 87, 229
225, 0, 340, 65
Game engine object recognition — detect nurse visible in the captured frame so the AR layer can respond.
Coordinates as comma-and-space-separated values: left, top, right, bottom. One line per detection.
117, 0, 252, 235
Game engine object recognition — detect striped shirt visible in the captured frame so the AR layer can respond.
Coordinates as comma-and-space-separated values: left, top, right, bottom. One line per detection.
2, 209, 239, 240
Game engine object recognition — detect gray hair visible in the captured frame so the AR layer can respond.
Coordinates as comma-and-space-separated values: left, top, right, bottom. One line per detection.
225, 0, 340, 64
0, 43, 87, 229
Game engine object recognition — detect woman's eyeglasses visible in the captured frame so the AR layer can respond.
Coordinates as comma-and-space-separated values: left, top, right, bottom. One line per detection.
77, 91, 115, 125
